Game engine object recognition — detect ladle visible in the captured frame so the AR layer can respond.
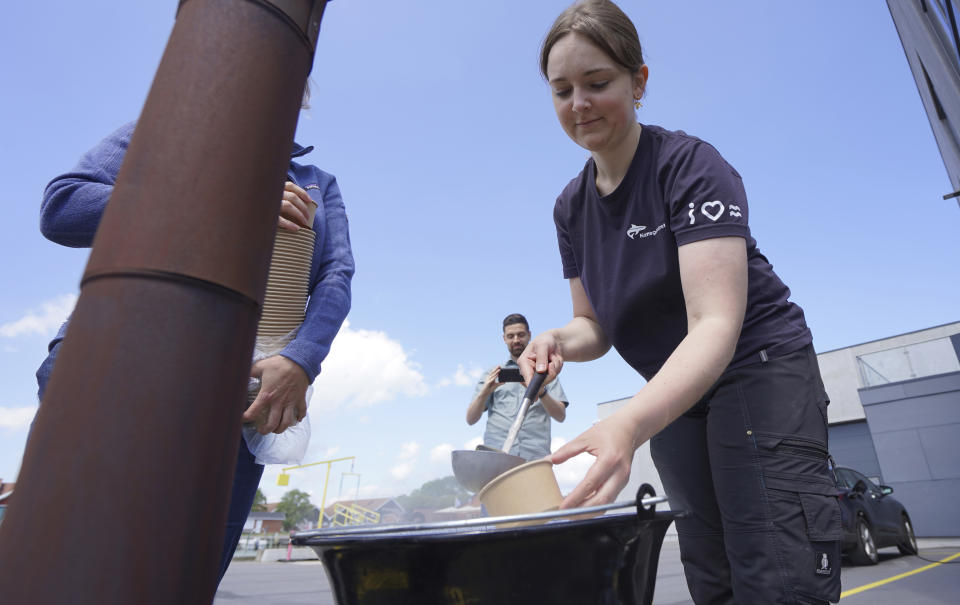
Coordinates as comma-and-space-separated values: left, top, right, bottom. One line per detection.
451, 371, 547, 492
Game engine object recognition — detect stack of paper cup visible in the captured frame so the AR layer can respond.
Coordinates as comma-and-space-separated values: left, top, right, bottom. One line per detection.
248, 200, 319, 409
257, 198, 319, 339
257, 228, 315, 337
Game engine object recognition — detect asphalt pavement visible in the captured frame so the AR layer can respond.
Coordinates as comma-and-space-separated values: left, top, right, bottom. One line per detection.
214, 537, 960, 604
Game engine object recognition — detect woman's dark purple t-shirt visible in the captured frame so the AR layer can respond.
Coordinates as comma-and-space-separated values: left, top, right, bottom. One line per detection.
554, 124, 811, 380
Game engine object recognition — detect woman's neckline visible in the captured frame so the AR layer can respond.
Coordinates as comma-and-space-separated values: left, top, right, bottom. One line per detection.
592, 123, 645, 200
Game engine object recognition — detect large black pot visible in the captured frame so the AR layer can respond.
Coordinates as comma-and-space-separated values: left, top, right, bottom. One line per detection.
293, 486, 681, 605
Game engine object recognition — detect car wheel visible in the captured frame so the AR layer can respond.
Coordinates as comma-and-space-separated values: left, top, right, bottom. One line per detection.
897, 515, 918, 556
850, 517, 879, 565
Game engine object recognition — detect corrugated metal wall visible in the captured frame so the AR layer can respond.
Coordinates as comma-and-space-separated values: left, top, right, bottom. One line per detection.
858, 371, 960, 536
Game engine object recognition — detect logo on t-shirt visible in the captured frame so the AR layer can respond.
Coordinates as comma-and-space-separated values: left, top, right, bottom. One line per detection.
688, 200, 742, 225
701, 200, 725, 221
627, 223, 665, 240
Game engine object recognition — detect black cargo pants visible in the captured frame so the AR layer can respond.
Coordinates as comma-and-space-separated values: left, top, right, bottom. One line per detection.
651, 345, 841, 604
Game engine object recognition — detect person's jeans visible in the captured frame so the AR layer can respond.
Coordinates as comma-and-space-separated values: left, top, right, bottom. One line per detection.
218, 437, 264, 583
651, 345, 841, 605
36, 339, 264, 587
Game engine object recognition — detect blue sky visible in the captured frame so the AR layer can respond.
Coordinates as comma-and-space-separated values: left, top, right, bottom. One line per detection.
2, 2, 957, 506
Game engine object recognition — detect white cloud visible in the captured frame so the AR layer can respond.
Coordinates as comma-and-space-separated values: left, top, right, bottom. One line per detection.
320, 445, 341, 459
296, 442, 345, 468
397, 441, 419, 460
390, 441, 420, 480
0, 406, 38, 431
390, 461, 415, 480
429, 443, 453, 464
310, 320, 428, 411
437, 363, 484, 387
1, 294, 76, 339
464, 436, 483, 450
550, 436, 595, 494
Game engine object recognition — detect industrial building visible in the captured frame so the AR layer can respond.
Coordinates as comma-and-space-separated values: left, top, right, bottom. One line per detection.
607, 321, 960, 537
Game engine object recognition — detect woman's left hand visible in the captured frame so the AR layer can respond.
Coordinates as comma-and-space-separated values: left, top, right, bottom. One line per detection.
278, 181, 314, 231
550, 400, 665, 508
550, 417, 635, 508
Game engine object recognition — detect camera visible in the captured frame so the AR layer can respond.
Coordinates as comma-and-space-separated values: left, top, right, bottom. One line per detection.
498, 367, 524, 383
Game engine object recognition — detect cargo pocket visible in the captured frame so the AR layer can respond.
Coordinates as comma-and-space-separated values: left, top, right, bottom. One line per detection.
755, 434, 841, 603
798, 492, 842, 603
754, 434, 834, 495
764, 488, 841, 604
757, 434, 841, 603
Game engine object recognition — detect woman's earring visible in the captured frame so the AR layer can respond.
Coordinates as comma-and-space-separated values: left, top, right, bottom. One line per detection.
634, 98, 643, 109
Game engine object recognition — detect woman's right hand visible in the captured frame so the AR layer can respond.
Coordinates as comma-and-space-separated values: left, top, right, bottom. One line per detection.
518, 330, 564, 385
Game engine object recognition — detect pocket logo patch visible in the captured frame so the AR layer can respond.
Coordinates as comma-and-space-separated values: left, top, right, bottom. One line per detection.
815, 551, 833, 576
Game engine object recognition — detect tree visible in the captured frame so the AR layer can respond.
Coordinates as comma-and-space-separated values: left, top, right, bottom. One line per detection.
397, 476, 471, 510
275, 489, 315, 531
251, 488, 267, 512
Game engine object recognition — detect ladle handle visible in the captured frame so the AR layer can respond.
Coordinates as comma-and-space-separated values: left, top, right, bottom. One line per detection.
524, 370, 548, 402
500, 371, 548, 454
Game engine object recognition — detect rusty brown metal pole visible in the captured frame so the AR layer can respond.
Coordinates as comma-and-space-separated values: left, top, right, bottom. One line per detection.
0, 0, 327, 602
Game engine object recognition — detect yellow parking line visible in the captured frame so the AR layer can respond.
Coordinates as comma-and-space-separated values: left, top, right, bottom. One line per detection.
840, 551, 960, 598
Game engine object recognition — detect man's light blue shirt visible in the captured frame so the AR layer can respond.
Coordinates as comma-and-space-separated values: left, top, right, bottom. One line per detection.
474, 359, 568, 460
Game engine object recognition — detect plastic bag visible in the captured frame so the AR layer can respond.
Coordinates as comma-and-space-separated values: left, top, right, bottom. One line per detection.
242, 330, 312, 465
242, 390, 312, 465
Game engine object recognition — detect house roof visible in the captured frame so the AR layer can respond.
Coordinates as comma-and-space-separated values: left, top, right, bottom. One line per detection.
435, 505, 481, 514
0, 480, 14, 497
248, 511, 285, 521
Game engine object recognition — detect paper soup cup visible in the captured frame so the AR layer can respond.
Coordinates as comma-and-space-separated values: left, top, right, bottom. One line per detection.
477, 459, 562, 518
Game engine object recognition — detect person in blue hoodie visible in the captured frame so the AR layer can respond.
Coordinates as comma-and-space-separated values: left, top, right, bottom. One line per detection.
35, 115, 354, 583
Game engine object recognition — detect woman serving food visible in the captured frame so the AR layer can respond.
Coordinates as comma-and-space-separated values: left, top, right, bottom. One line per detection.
518, 1, 841, 602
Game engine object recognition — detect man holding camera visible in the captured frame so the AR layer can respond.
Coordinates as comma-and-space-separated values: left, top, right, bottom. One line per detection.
466, 313, 569, 460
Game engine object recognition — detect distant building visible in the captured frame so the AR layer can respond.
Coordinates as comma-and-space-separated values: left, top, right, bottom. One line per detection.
430, 504, 483, 523
244, 510, 285, 534
259, 501, 319, 531
605, 321, 960, 537
406, 496, 484, 524
819, 322, 960, 537
0, 480, 14, 526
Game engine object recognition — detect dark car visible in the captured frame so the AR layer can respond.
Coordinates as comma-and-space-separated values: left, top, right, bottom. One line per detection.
833, 466, 918, 565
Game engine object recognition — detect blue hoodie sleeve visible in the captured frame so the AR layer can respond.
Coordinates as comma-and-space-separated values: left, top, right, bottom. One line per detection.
279, 173, 355, 383
39, 122, 136, 247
